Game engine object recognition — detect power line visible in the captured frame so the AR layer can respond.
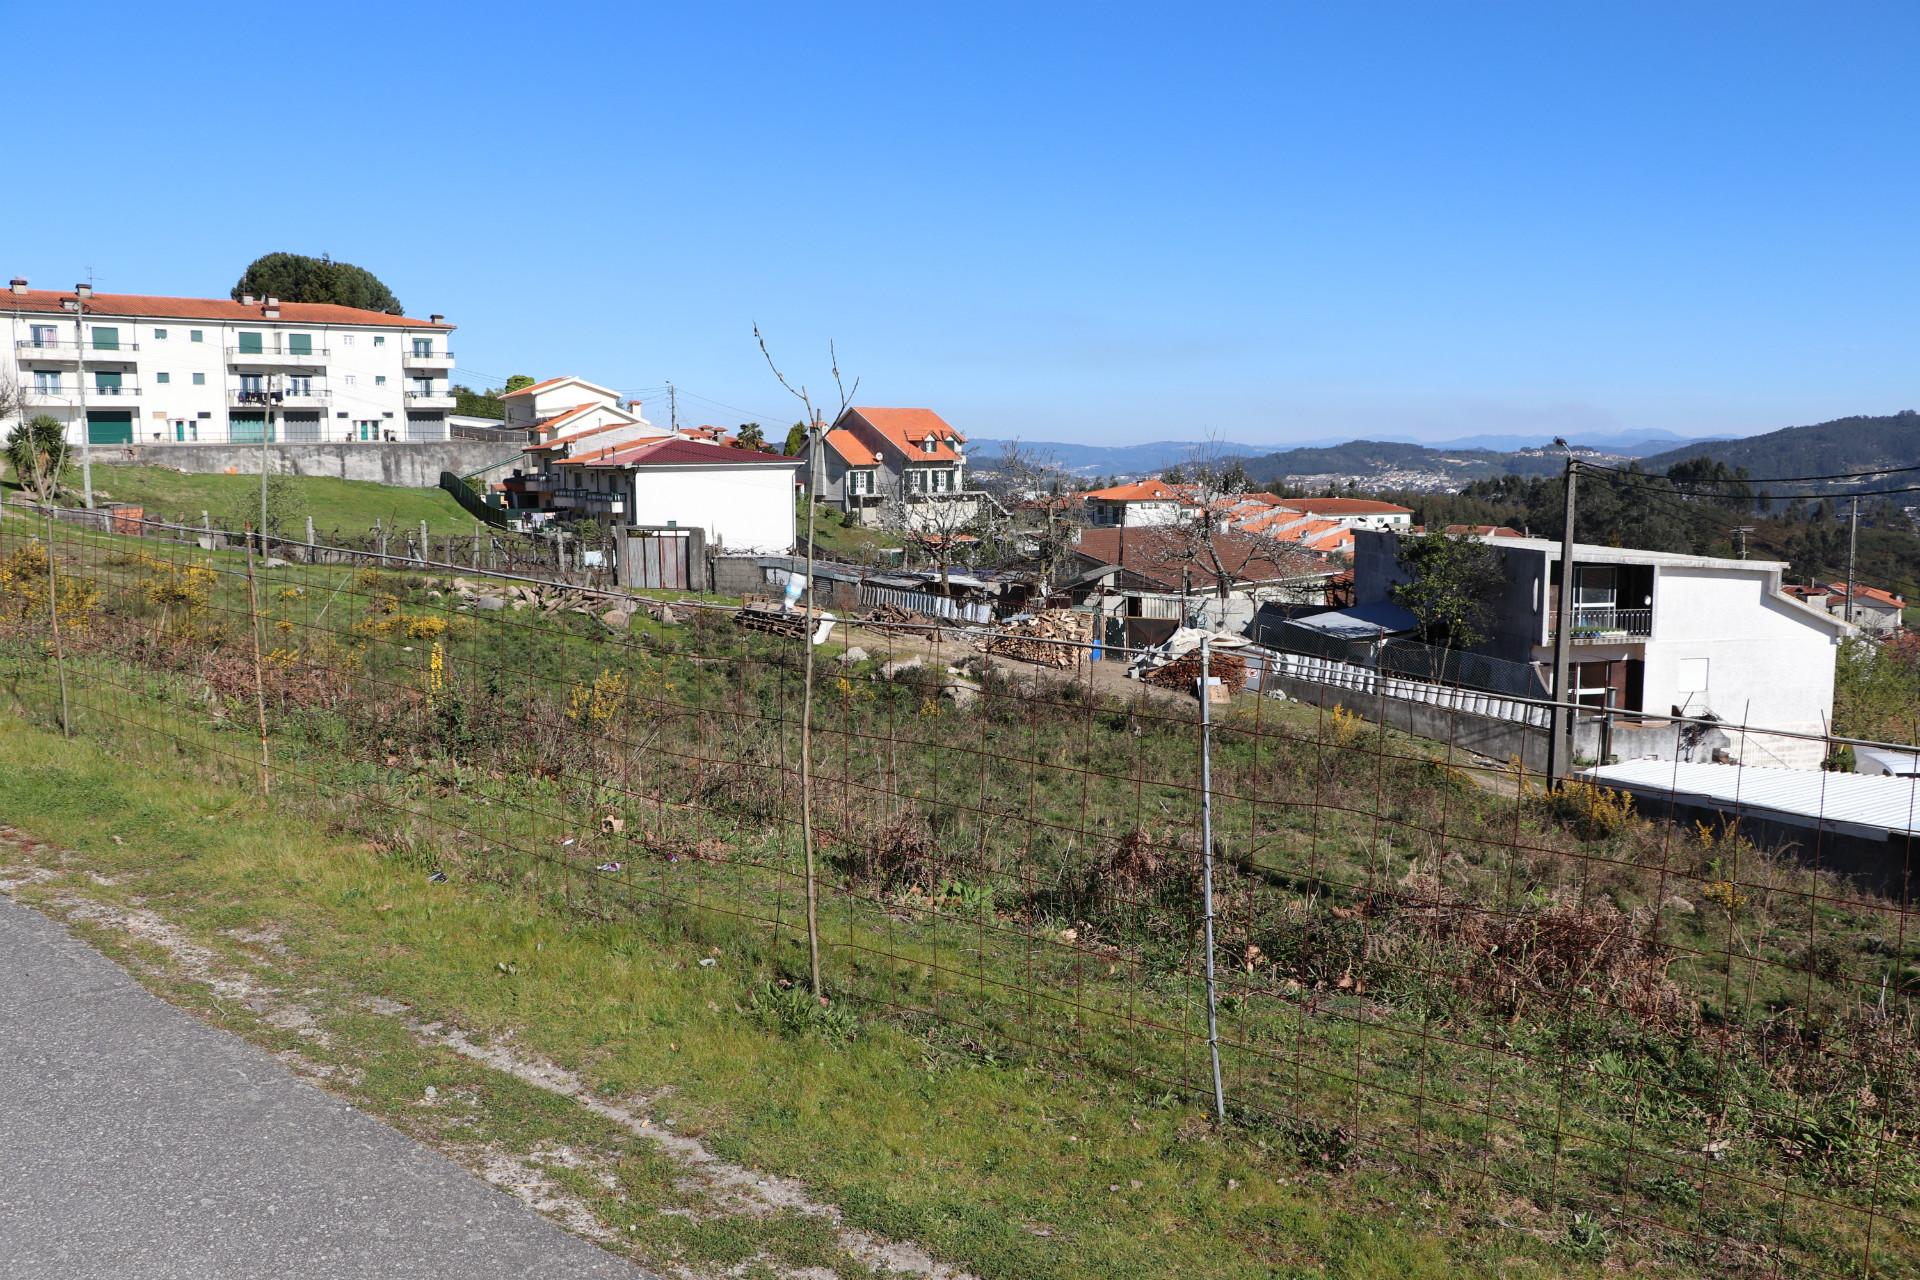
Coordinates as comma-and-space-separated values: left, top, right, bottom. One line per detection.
1583, 457, 1920, 487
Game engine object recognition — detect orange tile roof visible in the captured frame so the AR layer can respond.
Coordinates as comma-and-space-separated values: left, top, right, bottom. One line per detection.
1082, 479, 1186, 503
823, 427, 878, 466
500, 375, 571, 399
1828, 582, 1906, 609
2, 287, 449, 328
1307, 528, 1356, 553
844, 407, 965, 462
1446, 523, 1525, 538
1279, 497, 1414, 516
1073, 527, 1326, 590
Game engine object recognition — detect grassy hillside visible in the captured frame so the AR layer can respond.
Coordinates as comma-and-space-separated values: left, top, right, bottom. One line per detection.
54, 463, 479, 537
1640, 411, 1920, 478
0, 521, 1913, 1277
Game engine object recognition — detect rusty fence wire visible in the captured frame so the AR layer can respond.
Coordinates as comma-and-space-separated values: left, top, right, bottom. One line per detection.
1, 504, 1916, 1276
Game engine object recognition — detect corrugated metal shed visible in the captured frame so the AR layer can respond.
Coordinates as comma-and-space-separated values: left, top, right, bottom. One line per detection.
1583, 759, 1920, 839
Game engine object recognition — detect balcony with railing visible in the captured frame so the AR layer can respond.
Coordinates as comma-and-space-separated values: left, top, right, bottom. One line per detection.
227, 342, 328, 367
400, 348, 454, 369
230, 387, 331, 409
1548, 606, 1654, 643
15, 338, 80, 363
405, 388, 456, 408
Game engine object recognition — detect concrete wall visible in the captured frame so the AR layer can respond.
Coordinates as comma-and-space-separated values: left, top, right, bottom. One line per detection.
85, 441, 520, 488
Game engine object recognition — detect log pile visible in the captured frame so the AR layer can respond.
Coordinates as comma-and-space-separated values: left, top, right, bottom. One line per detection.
978, 610, 1087, 668
862, 602, 941, 637
736, 599, 818, 639
1142, 649, 1247, 693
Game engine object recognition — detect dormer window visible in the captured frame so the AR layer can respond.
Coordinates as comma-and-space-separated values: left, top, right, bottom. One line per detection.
922, 435, 936, 454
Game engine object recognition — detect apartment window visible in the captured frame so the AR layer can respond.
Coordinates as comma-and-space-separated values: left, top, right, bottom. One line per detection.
91, 325, 120, 351
340, 333, 354, 346
95, 370, 122, 394
355, 420, 379, 441
237, 331, 264, 355
907, 469, 928, 494
412, 338, 431, 356
28, 324, 57, 348
850, 470, 871, 495
192, 372, 206, 386
156, 372, 170, 384
153, 328, 168, 340
287, 333, 313, 356
32, 370, 59, 393
375, 375, 386, 386
373, 335, 385, 347
343, 374, 357, 387
286, 375, 313, 396
921, 437, 935, 454
190, 329, 204, 343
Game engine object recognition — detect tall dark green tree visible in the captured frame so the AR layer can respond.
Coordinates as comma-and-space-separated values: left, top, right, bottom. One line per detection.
1391, 530, 1505, 650
503, 374, 536, 394
232, 253, 403, 314
782, 422, 808, 456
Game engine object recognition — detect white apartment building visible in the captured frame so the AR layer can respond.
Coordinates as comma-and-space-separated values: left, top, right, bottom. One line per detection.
3, 277, 456, 446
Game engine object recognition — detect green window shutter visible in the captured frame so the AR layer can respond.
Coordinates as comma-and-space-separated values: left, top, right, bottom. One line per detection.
95, 370, 122, 391
192, 373, 206, 386
288, 333, 313, 356
238, 331, 263, 354
92, 326, 119, 351
190, 329, 204, 343
156, 372, 170, 384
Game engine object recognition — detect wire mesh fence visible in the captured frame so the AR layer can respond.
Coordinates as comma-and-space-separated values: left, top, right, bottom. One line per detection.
2, 503, 1917, 1276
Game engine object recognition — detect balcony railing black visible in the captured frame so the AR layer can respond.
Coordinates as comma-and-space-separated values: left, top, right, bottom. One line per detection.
227, 344, 329, 359
1549, 606, 1654, 641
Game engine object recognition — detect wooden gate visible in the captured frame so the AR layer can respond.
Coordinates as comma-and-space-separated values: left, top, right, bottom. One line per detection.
620, 527, 707, 591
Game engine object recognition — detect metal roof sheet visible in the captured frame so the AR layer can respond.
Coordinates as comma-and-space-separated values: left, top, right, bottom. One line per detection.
1583, 759, 1920, 838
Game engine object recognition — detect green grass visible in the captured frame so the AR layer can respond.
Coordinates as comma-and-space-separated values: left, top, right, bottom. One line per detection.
69, 463, 482, 537
1, 515, 1916, 1278
799, 497, 903, 561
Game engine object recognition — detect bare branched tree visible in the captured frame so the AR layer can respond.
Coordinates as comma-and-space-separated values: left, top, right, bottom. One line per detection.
754, 324, 858, 1000
974, 440, 1084, 593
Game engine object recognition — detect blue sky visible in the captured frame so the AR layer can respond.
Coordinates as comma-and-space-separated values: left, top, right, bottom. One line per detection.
6, 1, 1916, 445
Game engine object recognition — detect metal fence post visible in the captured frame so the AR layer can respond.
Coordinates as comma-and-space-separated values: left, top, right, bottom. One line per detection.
1198, 635, 1227, 1123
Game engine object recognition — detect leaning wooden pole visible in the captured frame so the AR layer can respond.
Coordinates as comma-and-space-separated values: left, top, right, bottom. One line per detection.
243, 528, 272, 797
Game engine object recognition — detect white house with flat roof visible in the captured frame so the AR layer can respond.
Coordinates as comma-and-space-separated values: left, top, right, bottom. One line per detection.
2, 277, 455, 446
1354, 530, 1854, 768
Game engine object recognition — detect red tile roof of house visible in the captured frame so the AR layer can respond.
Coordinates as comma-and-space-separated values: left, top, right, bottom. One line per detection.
573, 438, 803, 469
501, 376, 571, 399
823, 428, 878, 466
2, 287, 449, 328
843, 407, 966, 462
1081, 479, 1187, 503
1446, 523, 1525, 538
1073, 527, 1325, 590
1827, 582, 1906, 609
1279, 497, 1414, 516
1306, 528, 1356, 553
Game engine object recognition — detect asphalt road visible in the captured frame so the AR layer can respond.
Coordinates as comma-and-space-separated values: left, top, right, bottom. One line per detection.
0, 895, 650, 1279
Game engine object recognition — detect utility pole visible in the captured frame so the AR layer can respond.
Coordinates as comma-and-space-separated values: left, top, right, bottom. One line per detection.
1845, 495, 1859, 625
70, 283, 93, 509
1732, 526, 1754, 559
667, 382, 678, 433
1547, 454, 1579, 786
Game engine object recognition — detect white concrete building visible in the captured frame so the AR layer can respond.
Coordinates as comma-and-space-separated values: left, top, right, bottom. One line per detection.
1355, 530, 1854, 767
555, 437, 801, 553
3, 277, 455, 446
495, 375, 671, 516
1079, 479, 1192, 527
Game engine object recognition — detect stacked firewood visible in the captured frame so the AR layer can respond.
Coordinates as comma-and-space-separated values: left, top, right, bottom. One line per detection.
978, 610, 1087, 668
1142, 649, 1247, 692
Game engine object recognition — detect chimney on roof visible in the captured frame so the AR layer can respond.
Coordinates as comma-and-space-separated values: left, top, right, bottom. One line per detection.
240, 293, 256, 305
626, 400, 643, 413
265, 296, 279, 307
8, 277, 24, 295
429, 313, 444, 323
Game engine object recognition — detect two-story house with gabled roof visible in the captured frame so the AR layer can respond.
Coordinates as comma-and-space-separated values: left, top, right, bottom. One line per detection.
802, 406, 989, 527
495, 375, 670, 516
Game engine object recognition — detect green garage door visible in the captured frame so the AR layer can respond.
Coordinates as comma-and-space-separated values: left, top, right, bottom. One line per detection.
228, 413, 272, 444
86, 411, 133, 444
